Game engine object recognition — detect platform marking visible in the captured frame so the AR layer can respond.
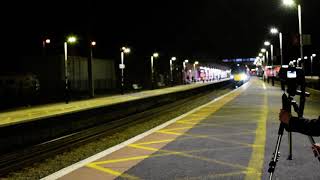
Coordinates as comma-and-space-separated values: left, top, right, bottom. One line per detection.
244, 84, 268, 180
262, 82, 267, 90
43, 81, 251, 180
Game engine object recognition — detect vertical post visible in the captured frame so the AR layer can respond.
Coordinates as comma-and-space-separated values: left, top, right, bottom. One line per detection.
266, 51, 269, 66
151, 56, 154, 89
88, 45, 94, 98
271, 44, 274, 66
279, 32, 283, 66
170, 59, 173, 85
182, 62, 186, 84
64, 42, 69, 104
298, 4, 304, 69
310, 56, 313, 78
121, 51, 124, 94
193, 64, 196, 82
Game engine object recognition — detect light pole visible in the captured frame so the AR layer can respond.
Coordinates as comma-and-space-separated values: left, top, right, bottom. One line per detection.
120, 47, 131, 94
88, 41, 96, 98
261, 48, 268, 66
283, 0, 304, 69
151, 52, 159, 89
183, 59, 189, 84
310, 54, 316, 77
193, 61, 199, 82
170, 57, 177, 86
64, 36, 77, 104
270, 28, 283, 66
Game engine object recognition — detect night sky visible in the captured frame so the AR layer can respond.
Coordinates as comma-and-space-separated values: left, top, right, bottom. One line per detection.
3, 0, 320, 64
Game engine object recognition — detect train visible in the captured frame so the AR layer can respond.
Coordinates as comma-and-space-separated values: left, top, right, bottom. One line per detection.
231, 65, 250, 87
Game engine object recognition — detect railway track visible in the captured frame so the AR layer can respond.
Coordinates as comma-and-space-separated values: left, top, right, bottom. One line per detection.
0, 84, 233, 176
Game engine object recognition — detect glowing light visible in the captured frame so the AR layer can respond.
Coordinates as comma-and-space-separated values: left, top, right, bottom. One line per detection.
91, 41, 96, 46
312, 54, 316, 57
153, 53, 159, 58
194, 61, 199, 65
264, 41, 271, 46
261, 48, 267, 53
283, 0, 295, 7
67, 36, 77, 43
270, 28, 279, 34
184, 59, 189, 63
259, 53, 263, 57
171, 57, 177, 61
45, 39, 51, 44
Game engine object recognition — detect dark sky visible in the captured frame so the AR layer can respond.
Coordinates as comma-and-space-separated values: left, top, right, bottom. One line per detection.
3, 0, 320, 62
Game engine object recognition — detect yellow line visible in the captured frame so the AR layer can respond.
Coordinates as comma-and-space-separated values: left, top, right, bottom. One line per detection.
134, 139, 176, 145
86, 163, 140, 180
162, 126, 194, 131
262, 82, 266, 90
244, 89, 268, 180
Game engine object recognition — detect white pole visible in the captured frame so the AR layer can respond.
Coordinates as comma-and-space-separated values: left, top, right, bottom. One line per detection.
170, 59, 173, 84
64, 42, 69, 104
279, 32, 283, 66
121, 51, 124, 94
298, 4, 304, 69
271, 44, 274, 66
310, 56, 313, 78
151, 56, 154, 89
266, 51, 269, 66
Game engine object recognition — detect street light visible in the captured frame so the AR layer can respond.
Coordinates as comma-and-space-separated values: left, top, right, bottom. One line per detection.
193, 61, 199, 82
120, 46, 131, 94
88, 41, 96, 98
282, 0, 304, 69
183, 60, 189, 84
170, 57, 177, 85
270, 27, 284, 66
151, 52, 159, 89
264, 42, 274, 66
64, 35, 77, 104
311, 54, 316, 77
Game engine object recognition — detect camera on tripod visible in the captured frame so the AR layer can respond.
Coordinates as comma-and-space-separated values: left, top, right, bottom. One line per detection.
278, 65, 308, 97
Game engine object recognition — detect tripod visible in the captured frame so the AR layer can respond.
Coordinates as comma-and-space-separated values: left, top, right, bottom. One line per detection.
268, 91, 320, 180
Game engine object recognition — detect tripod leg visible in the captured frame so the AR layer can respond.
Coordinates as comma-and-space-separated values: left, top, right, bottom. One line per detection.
287, 132, 293, 160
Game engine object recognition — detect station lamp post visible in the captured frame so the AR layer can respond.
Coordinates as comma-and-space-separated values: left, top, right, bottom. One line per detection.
282, 0, 304, 69
261, 48, 267, 66
193, 61, 199, 82
264, 41, 274, 66
64, 36, 77, 104
88, 41, 96, 98
270, 27, 283, 66
183, 59, 189, 84
170, 57, 177, 86
120, 47, 131, 94
150, 52, 159, 89
310, 54, 316, 77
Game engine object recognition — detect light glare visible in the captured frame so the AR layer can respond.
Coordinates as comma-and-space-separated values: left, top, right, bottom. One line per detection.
270, 28, 279, 34
283, 0, 295, 6
264, 41, 271, 46
67, 36, 77, 43
153, 53, 159, 58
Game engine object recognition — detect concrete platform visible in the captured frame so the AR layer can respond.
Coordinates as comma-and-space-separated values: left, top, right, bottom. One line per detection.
44, 78, 320, 180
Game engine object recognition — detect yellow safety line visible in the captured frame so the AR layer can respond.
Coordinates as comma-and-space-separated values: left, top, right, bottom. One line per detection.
244, 88, 268, 180
86, 163, 140, 180
86, 82, 250, 178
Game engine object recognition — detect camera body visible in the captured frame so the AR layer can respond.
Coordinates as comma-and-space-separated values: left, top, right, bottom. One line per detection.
278, 66, 305, 97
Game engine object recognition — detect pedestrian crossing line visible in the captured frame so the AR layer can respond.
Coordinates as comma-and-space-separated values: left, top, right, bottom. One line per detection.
244, 87, 268, 180
86, 163, 140, 180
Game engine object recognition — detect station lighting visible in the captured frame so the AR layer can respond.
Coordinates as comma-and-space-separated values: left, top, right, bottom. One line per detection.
264, 41, 271, 46
283, 0, 295, 7
91, 41, 96, 46
261, 48, 267, 53
312, 54, 316, 57
170, 57, 177, 85
304, 56, 308, 60
153, 52, 159, 58
259, 53, 263, 57
151, 52, 159, 89
270, 28, 279, 34
120, 46, 131, 94
67, 36, 77, 43
45, 39, 51, 44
